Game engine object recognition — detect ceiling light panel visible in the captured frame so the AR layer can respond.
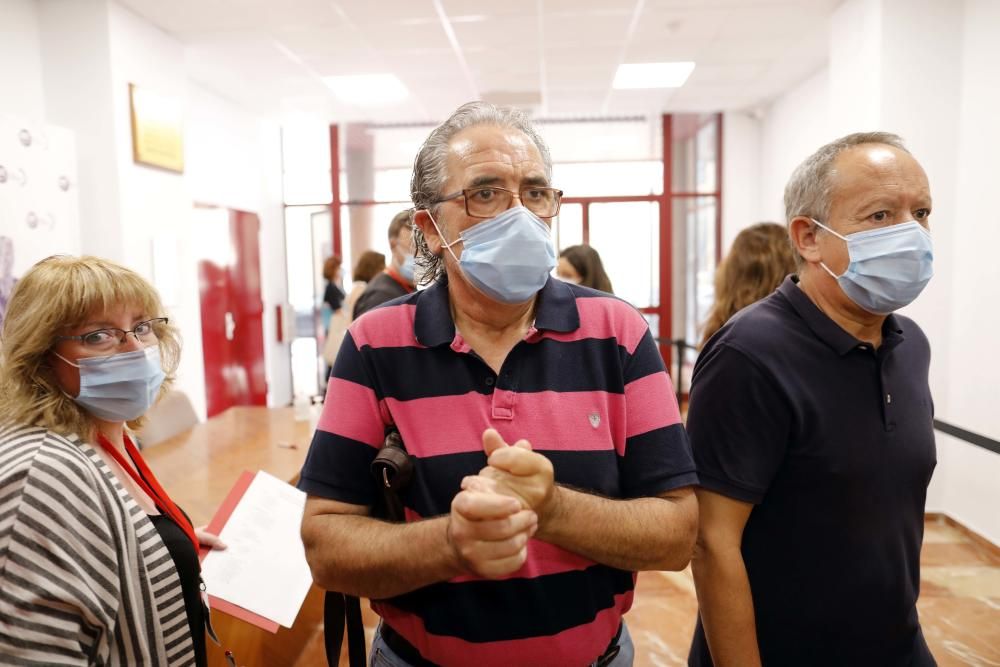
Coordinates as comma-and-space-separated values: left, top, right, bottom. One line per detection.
612, 61, 696, 89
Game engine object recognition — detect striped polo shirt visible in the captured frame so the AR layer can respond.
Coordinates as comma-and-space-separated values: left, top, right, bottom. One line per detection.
298, 277, 697, 667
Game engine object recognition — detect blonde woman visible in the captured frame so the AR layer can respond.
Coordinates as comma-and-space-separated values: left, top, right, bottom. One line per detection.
700, 223, 797, 347
0, 255, 223, 665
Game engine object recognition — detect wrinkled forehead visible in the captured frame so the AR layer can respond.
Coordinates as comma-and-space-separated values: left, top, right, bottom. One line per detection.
444, 125, 546, 184
830, 144, 931, 198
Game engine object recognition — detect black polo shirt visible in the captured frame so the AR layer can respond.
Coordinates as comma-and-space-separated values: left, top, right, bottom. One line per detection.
687, 275, 936, 667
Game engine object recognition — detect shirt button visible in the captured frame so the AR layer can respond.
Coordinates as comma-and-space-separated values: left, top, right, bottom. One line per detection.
485, 377, 495, 386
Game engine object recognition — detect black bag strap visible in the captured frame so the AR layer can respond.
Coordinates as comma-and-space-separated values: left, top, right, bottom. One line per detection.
325, 426, 414, 667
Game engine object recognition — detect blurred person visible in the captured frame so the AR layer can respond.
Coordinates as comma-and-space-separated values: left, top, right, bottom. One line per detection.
352, 210, 416, 319
699, 223, 796, 347
298, 101, 697, 667
321, 254, 345, 333
0, 255, 226, 666
688, 133, 936, 667
323, 250, 385, 368
557, 243, 614, 294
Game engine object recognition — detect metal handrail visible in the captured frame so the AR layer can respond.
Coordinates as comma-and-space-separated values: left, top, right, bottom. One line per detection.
654, 338, 698, 406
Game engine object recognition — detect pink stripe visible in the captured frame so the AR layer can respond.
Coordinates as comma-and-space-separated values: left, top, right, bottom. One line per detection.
317, 377, 386, 446
535, 296, 649, 354
624, 371, 681, 439
404, 508, 597, 583
349, 303, 423, 350
447, 538, 597, 583
374, 591, 632, 667
385, 390, 627, 458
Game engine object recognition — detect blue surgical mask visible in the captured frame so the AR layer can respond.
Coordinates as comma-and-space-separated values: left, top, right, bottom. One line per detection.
399, 255, 416, 283
430, 206, 557, 303
813, 219, 934, 314
54, 346, 166, 422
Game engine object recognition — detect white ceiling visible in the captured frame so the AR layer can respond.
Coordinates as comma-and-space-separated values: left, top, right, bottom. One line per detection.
117, 0, 841, 123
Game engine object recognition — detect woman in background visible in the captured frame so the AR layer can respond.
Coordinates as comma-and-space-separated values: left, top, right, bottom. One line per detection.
700, 222, 797, 347
557, 243, 614, 293
0, 255, 223, 665
323, 250, 386, 369
321, 254, 345, 333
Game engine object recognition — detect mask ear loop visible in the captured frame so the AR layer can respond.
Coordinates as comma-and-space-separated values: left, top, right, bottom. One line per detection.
52, 350, 82, 368
424, 209, 463, 262
811, 218, 848, 279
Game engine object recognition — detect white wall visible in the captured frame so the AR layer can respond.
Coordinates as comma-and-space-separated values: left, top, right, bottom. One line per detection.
926, 0, 1000, 543
757, 67, 830, 223
4, 0, 292, 417
721, 111, 761, 252
37, 0, 124, 261
0, 0, 46, 119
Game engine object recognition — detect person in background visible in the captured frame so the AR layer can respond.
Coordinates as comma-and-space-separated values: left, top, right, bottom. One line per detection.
321, 254, 345, 334
352, 210, 416, 319
323, 250, 385, 369
557, 243, 614, 293
699, 222, 796, 347
299, 101, 697, 667
0, 255, 225, 666
688, 132, 937, 666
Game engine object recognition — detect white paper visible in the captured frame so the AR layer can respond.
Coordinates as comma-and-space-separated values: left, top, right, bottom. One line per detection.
200, 471, 313, 628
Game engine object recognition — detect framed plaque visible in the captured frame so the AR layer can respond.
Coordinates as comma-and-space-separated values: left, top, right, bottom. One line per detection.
129, 83, 184, 173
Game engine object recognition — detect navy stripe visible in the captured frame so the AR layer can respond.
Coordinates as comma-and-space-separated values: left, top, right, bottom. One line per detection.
624, 329, 667, 384
618, 424, 697, 497
330, 331, 372, 388
361, 337, 632, 400
297, 431, 379, 505
386, 564, 634, 642
361, 346, 492, 400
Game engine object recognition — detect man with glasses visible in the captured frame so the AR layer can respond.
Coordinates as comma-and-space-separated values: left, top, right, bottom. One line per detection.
298, 101, 697, 666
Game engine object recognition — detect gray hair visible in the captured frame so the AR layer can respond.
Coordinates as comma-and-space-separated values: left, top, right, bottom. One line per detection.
784, 131, 910, 265
409, 101, 553, 283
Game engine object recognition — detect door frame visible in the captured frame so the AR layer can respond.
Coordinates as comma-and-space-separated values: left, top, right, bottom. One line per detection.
322, 113, 724, 367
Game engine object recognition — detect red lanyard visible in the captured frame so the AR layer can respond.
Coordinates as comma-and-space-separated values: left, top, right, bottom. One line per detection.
385, 267, 415, 293
95, 432, 200, 555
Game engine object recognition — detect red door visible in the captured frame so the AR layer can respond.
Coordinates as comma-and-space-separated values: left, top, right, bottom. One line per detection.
198, 209, 267, 417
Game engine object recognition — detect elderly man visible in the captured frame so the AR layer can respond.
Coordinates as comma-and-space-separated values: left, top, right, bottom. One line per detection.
298, 101, 697, 667
353, 209, 417, 319
688, 132, 936, 667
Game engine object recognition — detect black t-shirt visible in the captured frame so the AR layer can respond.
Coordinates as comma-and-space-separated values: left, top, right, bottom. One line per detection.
687, 276, 936, 667
352, 271, 410, 320
324, 281, 345, 312
149, 514, 207, 667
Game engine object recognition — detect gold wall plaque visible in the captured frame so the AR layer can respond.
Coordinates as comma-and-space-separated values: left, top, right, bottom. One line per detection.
129, 83, 184, 173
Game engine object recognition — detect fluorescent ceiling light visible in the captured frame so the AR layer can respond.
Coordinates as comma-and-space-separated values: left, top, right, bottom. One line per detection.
322, 74, 409, 107
613, 62, 696, 89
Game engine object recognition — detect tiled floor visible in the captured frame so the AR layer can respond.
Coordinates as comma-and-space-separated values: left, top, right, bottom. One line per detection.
294, 517, 1000, 667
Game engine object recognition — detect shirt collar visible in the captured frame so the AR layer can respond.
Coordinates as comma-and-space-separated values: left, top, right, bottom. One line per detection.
778, 275, 906, 356
413, 276, 580, 348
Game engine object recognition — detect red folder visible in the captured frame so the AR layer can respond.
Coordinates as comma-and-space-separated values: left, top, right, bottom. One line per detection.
198, 470, 281, 634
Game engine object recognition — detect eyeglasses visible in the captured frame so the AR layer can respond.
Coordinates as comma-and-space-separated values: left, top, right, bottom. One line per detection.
56, 318, 168, 351
435, 186, 563, 219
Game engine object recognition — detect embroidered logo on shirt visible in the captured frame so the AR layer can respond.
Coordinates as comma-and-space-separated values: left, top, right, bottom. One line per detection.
588, 412, 601, 428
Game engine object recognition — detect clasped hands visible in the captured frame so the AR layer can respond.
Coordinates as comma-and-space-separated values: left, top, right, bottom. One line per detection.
447, 428, 557, 579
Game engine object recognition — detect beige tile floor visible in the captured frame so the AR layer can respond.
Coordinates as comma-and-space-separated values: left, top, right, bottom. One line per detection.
294, 517, 1000, 667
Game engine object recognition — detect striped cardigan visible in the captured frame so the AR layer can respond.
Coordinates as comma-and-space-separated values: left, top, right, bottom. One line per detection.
0, 424, 196, 666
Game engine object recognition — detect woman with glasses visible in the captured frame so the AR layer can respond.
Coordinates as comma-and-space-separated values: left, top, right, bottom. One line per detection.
0, 255, 222, 666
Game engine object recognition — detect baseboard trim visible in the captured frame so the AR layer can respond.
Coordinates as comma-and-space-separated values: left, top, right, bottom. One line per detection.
926, 512, 1000, 563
